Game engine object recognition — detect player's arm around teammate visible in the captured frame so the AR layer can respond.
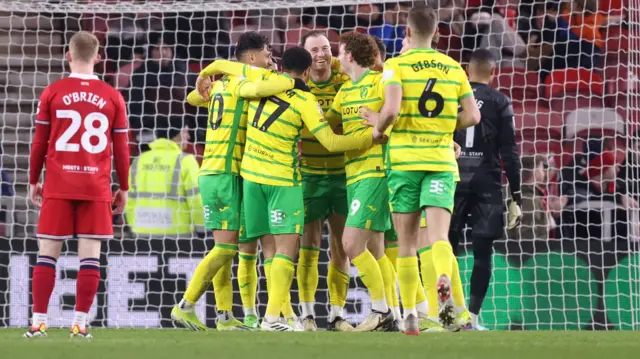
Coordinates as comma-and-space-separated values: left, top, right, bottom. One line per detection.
173, 33, 292, 331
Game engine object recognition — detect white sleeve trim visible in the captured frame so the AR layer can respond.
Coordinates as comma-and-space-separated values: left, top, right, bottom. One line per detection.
35, 120, 50, 125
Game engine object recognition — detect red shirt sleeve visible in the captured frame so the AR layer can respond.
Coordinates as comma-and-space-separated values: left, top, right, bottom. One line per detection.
29, 87, 52, 185
112, 90, 130, 191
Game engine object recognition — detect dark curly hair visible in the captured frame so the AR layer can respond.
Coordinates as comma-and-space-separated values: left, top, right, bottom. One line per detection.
339, 31, 379, 68
235, 31, 269, 60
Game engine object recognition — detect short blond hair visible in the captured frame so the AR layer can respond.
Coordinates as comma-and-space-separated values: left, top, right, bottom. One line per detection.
69, 31, 100, 63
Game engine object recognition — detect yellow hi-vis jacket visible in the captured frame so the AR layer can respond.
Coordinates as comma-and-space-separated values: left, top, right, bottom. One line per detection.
125, 138, 204, 237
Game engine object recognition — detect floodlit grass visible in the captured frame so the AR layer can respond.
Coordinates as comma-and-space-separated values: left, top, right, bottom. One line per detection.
1, 329, 639, 359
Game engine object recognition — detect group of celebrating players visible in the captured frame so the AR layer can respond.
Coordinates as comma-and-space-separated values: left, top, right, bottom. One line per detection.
25, 3, 523, 338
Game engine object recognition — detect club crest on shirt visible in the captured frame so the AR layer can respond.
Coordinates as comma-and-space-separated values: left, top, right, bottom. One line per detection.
360, 86, 369, 99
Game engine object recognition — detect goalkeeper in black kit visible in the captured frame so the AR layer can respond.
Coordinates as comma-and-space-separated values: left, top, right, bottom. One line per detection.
451, 49, 522, 330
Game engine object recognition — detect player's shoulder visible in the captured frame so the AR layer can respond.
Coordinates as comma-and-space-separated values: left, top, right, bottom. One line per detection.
473, 82, 511, 103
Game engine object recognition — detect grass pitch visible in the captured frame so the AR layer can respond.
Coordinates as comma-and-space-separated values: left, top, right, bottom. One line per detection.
1, 329, 639, 359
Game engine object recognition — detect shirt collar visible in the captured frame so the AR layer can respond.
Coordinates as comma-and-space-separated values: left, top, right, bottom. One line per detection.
69, 73, 99, 80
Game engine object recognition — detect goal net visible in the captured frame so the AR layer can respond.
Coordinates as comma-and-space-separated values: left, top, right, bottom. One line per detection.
0, 0, 639, 330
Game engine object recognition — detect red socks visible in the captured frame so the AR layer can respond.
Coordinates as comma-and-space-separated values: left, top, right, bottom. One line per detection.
75, 258, 100, 313
32, 256, 57, 314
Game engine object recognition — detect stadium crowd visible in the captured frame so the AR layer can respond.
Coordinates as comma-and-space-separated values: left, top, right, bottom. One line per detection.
61, 0, 634, 244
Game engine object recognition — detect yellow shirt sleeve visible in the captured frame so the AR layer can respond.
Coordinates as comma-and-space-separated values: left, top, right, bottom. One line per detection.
380, 60, 402, 88
236, 76, 295, 99
331, 57, 342, 73
200, 60, 268, 81
458, 70, 474, 100
302, 95, 372, 152
186, 89, 209, 108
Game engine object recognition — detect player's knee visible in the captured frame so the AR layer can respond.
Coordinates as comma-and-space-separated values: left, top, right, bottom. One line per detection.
329, 236, 348, 263
238, 241, 259, 255
472, 239, 493, 270
77, 237, 102, 259
37, 239, 64, 259
213, 229, 239, 245
302, 221, 322, 248
366, 238, 385, 259
274, 234, 300, 259
342, 231, 366, 259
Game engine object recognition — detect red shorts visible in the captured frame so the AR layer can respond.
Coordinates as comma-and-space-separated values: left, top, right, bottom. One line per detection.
37, 198, 113, 240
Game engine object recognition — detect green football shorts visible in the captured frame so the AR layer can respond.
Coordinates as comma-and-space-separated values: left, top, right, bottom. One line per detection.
243, 179, 304, 239
387, 170, 456, 213
198, 174, 242, 231
303, 174, 348, 224
345, 177, 391, 232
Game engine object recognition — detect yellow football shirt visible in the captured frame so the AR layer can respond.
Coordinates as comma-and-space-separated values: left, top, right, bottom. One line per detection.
241, 79, 374, 187
186, 61, 294, 176
381, 48, 473, 173
300, 70, 350, 175
328, 70, 388, 185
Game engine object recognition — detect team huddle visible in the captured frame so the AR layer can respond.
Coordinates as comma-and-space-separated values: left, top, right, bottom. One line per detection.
173, 6, 482, 334
25, 5, 522, 338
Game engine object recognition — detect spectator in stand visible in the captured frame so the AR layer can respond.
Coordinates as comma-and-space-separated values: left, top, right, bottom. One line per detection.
321, 4, 383, 33
429, 0, 466, 62
126, 33, 190, 152
367, 2, 411, 59
104, 14, 146, 73
561, 139, 638, 242
511, 155, 553, 241
468, 0, 527, 68
0, 147, 14, 237
526, 0, 603, 82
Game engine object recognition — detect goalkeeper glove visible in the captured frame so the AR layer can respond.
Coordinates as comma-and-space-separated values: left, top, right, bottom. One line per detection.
507, 191, 522, 230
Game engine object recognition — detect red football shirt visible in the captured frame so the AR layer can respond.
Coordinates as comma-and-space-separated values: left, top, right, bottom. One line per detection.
30, 73, 130, 202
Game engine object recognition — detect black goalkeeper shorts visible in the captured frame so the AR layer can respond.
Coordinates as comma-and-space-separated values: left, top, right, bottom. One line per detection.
449, 190, 505, 252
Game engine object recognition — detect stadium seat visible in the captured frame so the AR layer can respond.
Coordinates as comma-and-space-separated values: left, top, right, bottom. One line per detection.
544, 68, 605, 100
546, 68, 605, 115
492, 67, 540, 103
514, 100, 563, 141
435, 26, 462, 63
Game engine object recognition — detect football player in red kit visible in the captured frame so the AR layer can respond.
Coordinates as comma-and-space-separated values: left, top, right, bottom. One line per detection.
25, 31, 130, 339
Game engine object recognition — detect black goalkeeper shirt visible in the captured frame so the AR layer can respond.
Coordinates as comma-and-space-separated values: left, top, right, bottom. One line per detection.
454, 82, 521, 197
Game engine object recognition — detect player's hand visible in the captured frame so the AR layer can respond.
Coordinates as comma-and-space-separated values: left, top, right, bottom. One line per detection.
112, 189, 128, 215
359, 106, 380, 127
454, 142, 461, 158
372, 127, 388, 145
29, 183, 43, 208
196, 75, 213, 101
507, 199, 522, 230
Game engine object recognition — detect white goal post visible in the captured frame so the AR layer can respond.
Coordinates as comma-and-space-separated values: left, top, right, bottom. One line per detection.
0, 0, 639, 330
